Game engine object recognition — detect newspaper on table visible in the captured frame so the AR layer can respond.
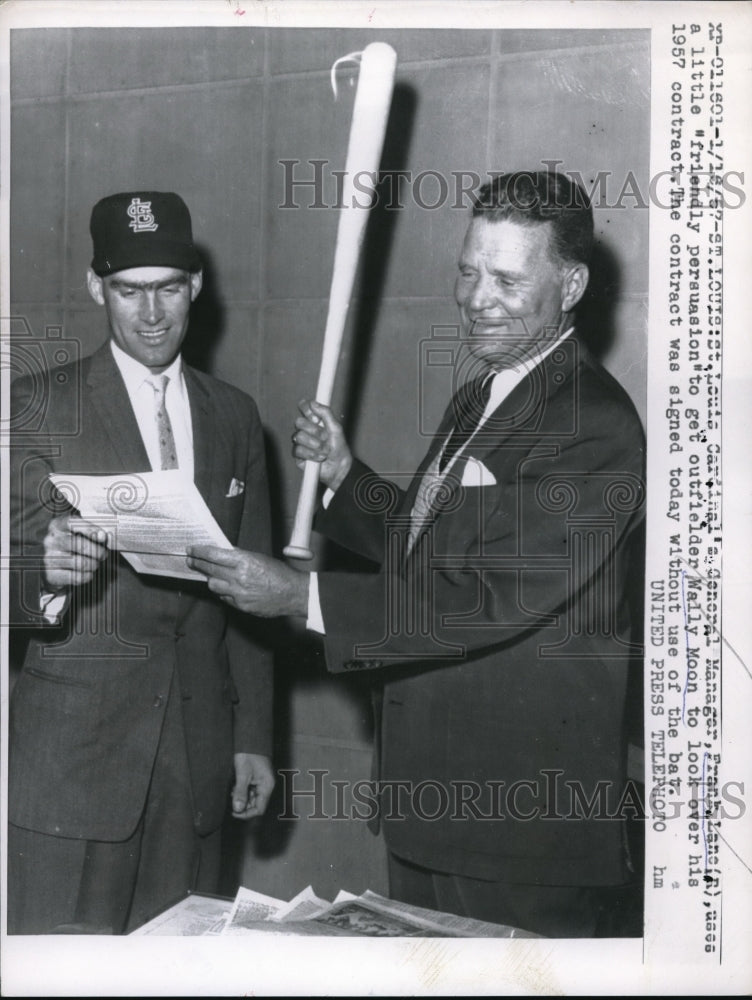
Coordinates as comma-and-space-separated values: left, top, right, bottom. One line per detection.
130, 893, 234, 937
48, 469, 232, 580
133, 884, 539, 938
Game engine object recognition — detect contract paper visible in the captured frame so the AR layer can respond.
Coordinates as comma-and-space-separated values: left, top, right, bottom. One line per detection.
48, 469, 232, 581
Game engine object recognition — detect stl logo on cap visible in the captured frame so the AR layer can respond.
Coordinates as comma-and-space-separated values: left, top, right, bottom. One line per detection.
127, 197, 159, 233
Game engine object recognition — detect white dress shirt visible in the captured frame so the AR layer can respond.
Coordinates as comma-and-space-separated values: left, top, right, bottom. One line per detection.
109, 341, 194, 478
306, 329, 574, 633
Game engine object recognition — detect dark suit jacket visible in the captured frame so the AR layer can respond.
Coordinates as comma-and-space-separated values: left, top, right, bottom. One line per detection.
316, 338, 645, 886
9, 343, 273, 842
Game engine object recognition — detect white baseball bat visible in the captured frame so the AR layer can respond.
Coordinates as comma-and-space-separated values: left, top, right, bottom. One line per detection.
284, 42, 397, 560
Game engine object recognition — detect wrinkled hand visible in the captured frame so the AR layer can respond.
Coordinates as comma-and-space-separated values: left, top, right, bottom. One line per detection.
43, 514, 110, 592
187, 546, 309, 618
232, 753, 275, 819
292, 399, 352, 492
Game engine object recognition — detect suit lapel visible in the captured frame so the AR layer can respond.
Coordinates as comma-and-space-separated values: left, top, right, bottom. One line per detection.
406, 337, 584, 555
183, 365, 216, 506
86, 346, 225, 508
86, 345, 151, 471
458, 336, 583, 470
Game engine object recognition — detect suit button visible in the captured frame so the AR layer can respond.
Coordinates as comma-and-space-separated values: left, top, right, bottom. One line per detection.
153, 695, 164, 708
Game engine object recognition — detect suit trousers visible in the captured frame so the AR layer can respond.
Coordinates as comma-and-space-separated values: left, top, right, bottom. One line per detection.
387, 851, 636, 938
8, 669, 221, 935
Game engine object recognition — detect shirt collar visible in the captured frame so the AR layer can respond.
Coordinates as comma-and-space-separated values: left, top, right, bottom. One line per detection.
109, 339, 184, 393
485, 326, 574, 404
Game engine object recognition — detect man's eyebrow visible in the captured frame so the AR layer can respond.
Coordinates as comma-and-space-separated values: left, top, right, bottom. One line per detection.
109, 275, 188, 291
489, 265, 527, 280
458, 259, 527, 281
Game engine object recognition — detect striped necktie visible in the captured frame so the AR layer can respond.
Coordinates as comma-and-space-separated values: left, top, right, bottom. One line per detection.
406, 374, 493, 556
406, 449, 444, 557
439, 373, 493, 472
148, 374, 179, 470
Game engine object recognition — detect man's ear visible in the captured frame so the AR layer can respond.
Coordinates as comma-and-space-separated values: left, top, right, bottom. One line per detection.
86, 268, 105, 306
560, 263, 589, 313
190, 269, 203, 302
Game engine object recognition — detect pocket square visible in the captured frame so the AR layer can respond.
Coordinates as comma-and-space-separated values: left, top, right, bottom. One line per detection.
226, 477, 245, 498
461, 457, 496, 487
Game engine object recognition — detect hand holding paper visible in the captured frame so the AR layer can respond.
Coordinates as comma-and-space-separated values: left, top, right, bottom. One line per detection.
42, 513, 110, 591
49, 470, 233, 581
188, 545, 310, 617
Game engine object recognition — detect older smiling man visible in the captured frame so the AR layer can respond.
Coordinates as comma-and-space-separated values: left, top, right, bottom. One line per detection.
190, 171, 646, 938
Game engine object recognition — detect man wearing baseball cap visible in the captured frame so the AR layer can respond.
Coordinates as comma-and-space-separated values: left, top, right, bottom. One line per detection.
8, 192, 275, 934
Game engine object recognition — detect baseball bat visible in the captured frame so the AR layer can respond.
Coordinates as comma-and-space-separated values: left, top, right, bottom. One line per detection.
284, 42, 397, 560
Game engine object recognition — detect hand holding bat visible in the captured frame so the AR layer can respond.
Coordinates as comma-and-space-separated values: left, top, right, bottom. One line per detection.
292, 399, 352, 492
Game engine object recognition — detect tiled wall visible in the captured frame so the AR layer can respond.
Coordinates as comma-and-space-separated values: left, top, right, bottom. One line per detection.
9, 25, 650, 902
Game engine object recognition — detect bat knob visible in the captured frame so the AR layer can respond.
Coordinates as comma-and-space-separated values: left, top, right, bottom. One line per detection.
284, 544, 314, 561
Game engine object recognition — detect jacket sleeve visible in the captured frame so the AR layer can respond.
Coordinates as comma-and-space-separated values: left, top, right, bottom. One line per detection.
318, 392, 646, 674
9, 375, 71, 629
313, 458, 407, 567
224, 396, 275, 756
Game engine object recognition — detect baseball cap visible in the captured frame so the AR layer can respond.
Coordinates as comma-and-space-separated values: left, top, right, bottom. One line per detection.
90, 191, 201, 276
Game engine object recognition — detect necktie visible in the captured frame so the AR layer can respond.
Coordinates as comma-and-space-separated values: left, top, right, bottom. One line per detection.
406, 450, 443, 556
149, 374, 179, 470
407, 374, 494, 555
439, 373, 493, 472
